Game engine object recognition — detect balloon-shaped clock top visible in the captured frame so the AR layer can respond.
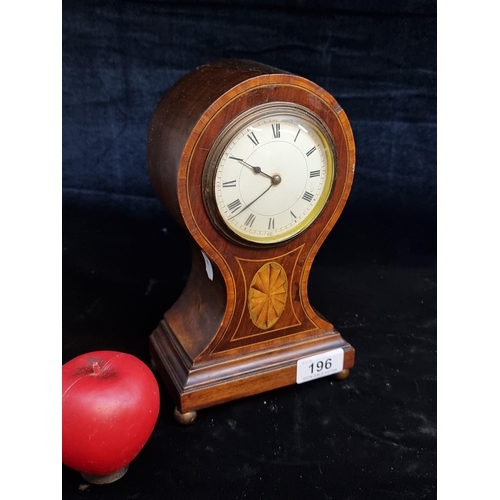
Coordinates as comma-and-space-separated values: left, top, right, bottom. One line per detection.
148, 59, 355, 253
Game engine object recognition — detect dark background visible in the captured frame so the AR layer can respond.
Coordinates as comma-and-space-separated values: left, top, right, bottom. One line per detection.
62, 1, 436, 498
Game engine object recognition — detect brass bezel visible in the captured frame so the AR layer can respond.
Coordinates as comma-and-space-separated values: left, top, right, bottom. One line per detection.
202, 102, 337, 246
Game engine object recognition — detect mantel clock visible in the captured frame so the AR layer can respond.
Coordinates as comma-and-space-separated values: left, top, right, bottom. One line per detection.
147, 60, 356, 424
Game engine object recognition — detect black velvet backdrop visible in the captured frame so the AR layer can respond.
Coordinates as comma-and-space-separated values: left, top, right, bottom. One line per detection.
62, 1, 436, 498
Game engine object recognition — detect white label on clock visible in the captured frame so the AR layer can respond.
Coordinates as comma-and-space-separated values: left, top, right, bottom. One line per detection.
201, 250, 214, 281
296, 348, 344, 384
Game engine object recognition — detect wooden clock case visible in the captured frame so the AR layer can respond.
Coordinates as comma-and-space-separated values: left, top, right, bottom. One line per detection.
147, 59, 356, 421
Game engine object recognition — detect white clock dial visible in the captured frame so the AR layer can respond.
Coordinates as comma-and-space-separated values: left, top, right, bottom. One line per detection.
210, 109, 335, 244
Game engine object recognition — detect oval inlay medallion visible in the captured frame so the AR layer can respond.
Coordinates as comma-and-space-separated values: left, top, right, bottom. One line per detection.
248, 262, 288, 330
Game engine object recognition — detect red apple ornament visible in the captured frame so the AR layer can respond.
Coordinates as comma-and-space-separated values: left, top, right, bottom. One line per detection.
62, 351, 160, 484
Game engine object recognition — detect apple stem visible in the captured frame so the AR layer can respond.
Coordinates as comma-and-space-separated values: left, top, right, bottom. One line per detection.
92, 361, 102, 375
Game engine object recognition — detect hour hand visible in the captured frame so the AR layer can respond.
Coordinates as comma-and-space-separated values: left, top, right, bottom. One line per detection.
229, 156, 273, 180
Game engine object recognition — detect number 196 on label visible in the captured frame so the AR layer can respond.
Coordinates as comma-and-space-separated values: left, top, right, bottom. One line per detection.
296, 348, 344, 384
309, 358, 332, 373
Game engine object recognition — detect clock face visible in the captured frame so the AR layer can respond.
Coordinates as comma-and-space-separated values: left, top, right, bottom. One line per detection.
204, 104, 336, 245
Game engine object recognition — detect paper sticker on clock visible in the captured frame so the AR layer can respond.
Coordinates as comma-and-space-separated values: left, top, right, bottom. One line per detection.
296, 348, 344, 384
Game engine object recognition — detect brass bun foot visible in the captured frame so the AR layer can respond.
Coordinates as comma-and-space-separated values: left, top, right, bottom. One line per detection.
174, 407, 197, 425
333, 368, 350, 381
81, 465, 129, 485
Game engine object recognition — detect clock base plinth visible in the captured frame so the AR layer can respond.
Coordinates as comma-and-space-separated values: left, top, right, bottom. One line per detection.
149, 321, 354, 416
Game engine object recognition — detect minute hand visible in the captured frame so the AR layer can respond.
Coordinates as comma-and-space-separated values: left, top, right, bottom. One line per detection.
228, 183, 274, 220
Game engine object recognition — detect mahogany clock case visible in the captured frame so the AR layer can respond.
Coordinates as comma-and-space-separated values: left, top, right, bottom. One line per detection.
62, 1, 436, 499
147, 59, 356, 415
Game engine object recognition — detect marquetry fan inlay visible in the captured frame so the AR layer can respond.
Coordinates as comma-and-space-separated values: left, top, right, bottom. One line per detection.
248, 262, 288, 330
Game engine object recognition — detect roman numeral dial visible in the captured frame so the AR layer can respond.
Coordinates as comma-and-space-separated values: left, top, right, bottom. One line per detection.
210, 107, 335, 244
